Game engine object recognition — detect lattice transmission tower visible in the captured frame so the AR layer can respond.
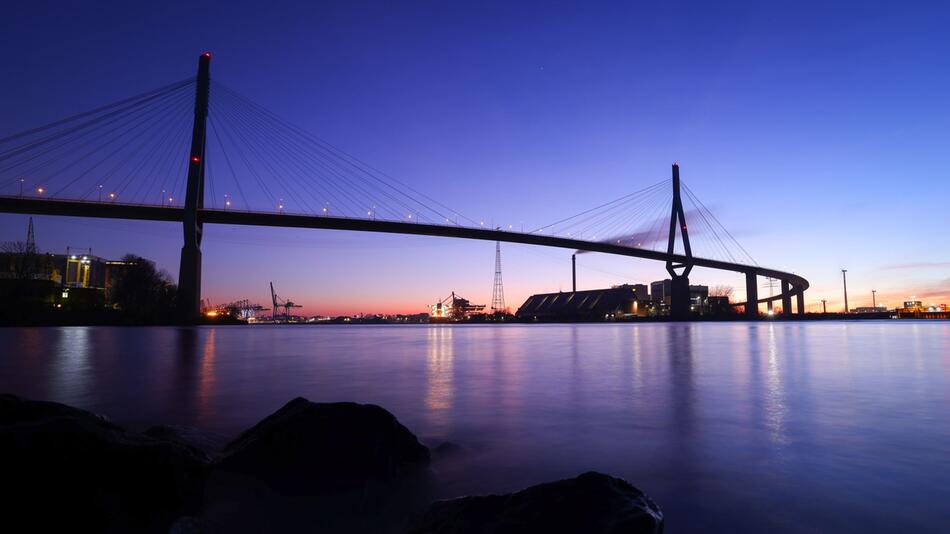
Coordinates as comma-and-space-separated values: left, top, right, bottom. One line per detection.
26, 217, 36, 253
491, 240, 506, 313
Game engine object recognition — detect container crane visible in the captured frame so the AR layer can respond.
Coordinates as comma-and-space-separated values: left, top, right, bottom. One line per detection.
270, 282, 302, 321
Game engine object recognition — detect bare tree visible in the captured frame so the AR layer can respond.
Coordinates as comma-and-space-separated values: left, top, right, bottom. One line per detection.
1, 241, 53, 280
710, 285, 734, 300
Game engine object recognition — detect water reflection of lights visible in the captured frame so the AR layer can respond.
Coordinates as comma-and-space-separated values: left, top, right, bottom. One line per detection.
197, 329, 217, 425
632, 327, 643, 390
425, 327, 454, 427
765, 324, 788, 446
52, 327, 92, 402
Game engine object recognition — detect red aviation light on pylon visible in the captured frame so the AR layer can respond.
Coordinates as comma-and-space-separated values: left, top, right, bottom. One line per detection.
202, 52, 211, 58
191, 156, 200, 163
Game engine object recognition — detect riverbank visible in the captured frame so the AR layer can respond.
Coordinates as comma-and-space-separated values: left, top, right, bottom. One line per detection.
7, 310, 934, 327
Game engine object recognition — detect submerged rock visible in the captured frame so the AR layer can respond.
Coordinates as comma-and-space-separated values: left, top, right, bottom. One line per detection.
409, 471, 664, 534
216, 397, 431, 495
0, 394, 209, 533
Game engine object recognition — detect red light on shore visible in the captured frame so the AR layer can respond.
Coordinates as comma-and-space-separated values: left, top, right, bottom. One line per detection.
191, 156, 200, 163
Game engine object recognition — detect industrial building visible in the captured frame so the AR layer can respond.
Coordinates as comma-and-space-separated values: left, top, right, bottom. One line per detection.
52, 251, 132, 291
650, 279, 709, 309
1, 249, 131, 292
516, 284, 648, 321
430, 292, 486, 321
896, 301, 949, 319
517, 280, 731, 321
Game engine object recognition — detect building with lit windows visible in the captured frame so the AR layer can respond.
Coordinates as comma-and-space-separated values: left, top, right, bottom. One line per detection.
51, 253, 132, 290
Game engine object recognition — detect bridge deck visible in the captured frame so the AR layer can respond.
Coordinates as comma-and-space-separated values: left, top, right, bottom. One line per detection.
0, 196, 807, 305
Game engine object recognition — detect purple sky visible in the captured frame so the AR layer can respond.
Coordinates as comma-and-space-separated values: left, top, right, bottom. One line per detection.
1, 1, 948, 314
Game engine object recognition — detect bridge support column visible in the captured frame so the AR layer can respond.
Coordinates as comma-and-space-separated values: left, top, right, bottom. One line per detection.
572, 254, 576, 292
670, 276, 690, 320
177, 53, 211, 323
781, 280, 792, 316
796, 289, 805, 317
745, 272, 758, 319
178, 247, 201, 318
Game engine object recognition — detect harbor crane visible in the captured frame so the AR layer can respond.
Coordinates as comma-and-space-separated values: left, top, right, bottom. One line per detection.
270, 282, 302, 321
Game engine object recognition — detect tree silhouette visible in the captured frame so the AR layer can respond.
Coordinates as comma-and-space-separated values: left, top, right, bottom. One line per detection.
108, 255, 177, 323
1, 241, 54, 280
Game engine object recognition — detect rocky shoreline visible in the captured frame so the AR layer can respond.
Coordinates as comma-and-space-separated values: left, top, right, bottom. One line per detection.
0, 394, 663, 533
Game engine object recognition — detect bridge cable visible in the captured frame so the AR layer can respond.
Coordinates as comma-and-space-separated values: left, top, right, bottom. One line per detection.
212, 85, 433, 220
529, 179, 668, 235
0, 82, 194, 194
211, 89, 387, 218
84, 88, 194, 202
682, 182, 757, 265
48, 87, 194, 198
0, 80, 194, 167
0, 77, 194, 146
212, 82, 474, 225
210, 94, 319, 214
208, 114, 250, 211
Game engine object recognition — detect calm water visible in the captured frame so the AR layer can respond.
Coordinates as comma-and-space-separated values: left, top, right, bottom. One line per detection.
2, 322, 950, 532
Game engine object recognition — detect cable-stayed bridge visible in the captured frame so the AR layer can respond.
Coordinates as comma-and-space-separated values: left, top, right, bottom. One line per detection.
0, 54, 807, 322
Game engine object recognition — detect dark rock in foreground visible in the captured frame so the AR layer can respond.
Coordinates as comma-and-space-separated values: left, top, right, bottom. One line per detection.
0, 394, 664, 533
409, 471, 664, 534
216, 397, 431, 495
145, 424, 229, 460
0, 394, 208, 533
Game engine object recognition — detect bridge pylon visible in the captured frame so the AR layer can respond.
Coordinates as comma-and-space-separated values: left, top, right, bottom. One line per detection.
666, 163, 693, 319
177, 53, 211, 323
781, 280, 792, 316
745, 272, 759, 318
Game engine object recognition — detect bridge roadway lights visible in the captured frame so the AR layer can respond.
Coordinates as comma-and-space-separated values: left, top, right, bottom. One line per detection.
745, 272, 758, 319
781, 280, 793, 316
